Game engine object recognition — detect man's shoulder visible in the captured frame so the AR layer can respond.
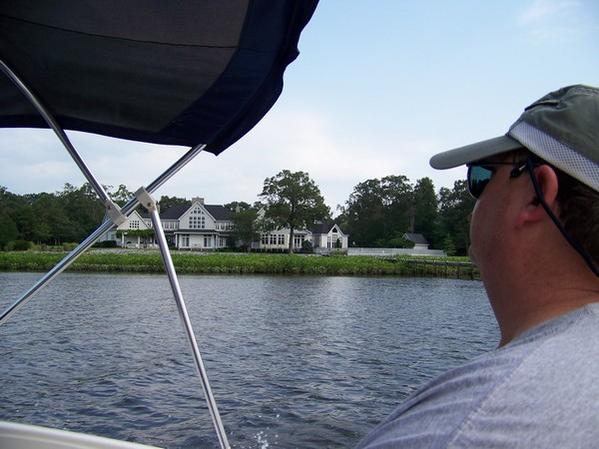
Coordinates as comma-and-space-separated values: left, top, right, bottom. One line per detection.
356, 304, 599, 449
447, 303, 599, 448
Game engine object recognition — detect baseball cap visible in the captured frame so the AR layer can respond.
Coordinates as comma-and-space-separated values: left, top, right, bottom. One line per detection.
430, 85, 599, 193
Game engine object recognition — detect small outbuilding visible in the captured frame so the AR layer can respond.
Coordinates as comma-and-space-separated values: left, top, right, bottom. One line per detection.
402, 233, 430, 250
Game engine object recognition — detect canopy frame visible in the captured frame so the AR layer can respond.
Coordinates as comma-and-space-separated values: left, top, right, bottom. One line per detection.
0, 57, 230, 449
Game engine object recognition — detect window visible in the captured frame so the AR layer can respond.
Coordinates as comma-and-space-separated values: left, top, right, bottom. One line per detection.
278, 234, 284, 245
181, 235, 189, 247
189, 215, 205, 229
130, 220, 139, 229
204, 236, 211, 247
294, 235, 304, 248
261, 234, 268, 245
269, 234, 276, 245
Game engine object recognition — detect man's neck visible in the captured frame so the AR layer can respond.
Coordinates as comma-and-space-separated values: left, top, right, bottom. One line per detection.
486, 262, 599, 347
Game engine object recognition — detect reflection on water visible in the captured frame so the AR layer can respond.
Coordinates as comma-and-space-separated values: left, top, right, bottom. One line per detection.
0, 273, 498, 448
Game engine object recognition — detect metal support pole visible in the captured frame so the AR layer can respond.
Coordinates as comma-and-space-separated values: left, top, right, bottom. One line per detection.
0, 58, 125, 225
136, 188, 230, 449
0, 52, 230, 449
0, 144, 205, 326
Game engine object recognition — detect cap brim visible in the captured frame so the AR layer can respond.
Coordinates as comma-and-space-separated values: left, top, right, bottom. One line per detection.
430, 135, 524, 170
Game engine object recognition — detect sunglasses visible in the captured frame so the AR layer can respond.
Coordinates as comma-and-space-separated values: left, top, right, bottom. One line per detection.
466, 161, 528, 199
467, 158, 599, 277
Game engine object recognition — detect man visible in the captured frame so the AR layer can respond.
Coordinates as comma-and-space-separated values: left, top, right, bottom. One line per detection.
356, 84, 599, 448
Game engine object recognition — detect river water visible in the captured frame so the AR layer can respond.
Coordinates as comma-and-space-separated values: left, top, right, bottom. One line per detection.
0, 272, 498, 449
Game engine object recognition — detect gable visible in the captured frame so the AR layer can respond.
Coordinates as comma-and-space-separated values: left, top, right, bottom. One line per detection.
310, 222, 345, 236
179, 202, 216, 229
118, 210, 149, 230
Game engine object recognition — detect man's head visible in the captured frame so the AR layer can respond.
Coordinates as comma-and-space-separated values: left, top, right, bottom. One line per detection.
430, 85, 599, 280
429, 85, 599, 345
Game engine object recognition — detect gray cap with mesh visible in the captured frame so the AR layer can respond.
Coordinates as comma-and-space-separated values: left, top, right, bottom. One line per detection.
430, 85, 599, 193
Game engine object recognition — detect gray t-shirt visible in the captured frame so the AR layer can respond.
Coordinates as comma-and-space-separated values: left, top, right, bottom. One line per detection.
356, 302, 599, 449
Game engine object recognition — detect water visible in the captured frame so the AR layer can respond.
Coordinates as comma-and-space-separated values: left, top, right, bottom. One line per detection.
0, 273, 498, 448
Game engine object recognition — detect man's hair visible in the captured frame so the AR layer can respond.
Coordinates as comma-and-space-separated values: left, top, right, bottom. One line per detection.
510, 148, 599, 263
555, 169, 599, 263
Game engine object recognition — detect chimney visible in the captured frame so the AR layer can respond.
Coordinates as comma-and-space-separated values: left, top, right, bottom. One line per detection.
192, 197, 204, 205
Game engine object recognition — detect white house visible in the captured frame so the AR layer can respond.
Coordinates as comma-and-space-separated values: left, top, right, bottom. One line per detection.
254, 222, 349, 252
100, 197, 233, 250
311, 222, 348, 251
170, 197, 233, 250
102, 210, 154, 248
101, 196, 348, 252
255, 228, 311, 251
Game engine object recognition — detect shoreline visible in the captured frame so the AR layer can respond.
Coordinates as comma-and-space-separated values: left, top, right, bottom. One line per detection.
0, 250, 480, 279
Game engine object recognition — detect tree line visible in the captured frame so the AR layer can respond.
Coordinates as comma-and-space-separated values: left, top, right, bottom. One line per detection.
336, 176, 475, 255
0, 171, 474, 255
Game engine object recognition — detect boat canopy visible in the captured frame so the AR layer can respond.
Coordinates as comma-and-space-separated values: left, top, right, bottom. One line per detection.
0, 4, 319, 447
0, 0, 318, 154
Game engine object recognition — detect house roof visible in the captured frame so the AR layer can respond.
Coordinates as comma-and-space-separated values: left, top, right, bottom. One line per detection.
205, 205, 233, 220
160, 203, 233, 221
160, 204, 191, 219
403, 233, 429, 244
310, 222, 341, 234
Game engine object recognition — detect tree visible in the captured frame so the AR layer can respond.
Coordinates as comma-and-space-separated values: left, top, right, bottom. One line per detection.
0, 212, 18, 249
110, 184, 134, 206
31, 192, 77, 244
412, 177, 439, 245
259, 170, 330, 253
341, 178, 385, 246
224, 201, 252, 212
158, 195, 189, 212
381, 174, 414, 239
442, 234, 456, 256
436, 180, 475, 255
58, 183, 104, 241
386, 232, 415, 248
0, 186, 24, 247
231, 208, 260, 251
341, 176, 415, 248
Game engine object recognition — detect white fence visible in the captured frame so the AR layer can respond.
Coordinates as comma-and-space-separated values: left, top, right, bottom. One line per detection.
348, 247, 446, 257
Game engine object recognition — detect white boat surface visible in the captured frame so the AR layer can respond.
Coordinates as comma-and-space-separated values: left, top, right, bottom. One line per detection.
0, 421, 162, 449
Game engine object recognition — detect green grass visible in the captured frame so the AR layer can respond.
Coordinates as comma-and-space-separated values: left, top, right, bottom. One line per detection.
0, 250, 478, 278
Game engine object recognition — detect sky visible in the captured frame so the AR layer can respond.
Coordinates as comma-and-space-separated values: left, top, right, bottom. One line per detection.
1, 0, 598, 216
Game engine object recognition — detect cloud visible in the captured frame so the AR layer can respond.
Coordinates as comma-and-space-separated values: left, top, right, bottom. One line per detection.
0, 107, 458, 214
516, 0, 591, 43
517, 0, 577, 24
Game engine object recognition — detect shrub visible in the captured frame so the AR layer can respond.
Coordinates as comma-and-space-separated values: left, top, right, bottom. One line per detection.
442, 235, 456, 257
93, 240, 118, 248
300, 240, 313, 253
10, 240, 33, 251
62, 242, 79, 251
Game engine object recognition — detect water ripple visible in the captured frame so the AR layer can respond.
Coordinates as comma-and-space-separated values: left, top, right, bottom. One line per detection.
0, 273, 497, 448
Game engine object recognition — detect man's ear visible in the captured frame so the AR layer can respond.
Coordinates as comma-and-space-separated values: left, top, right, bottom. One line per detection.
516, 165, 559, 227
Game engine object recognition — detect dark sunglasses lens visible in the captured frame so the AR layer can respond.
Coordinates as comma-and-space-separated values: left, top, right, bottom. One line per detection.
468, 166, 494, 198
